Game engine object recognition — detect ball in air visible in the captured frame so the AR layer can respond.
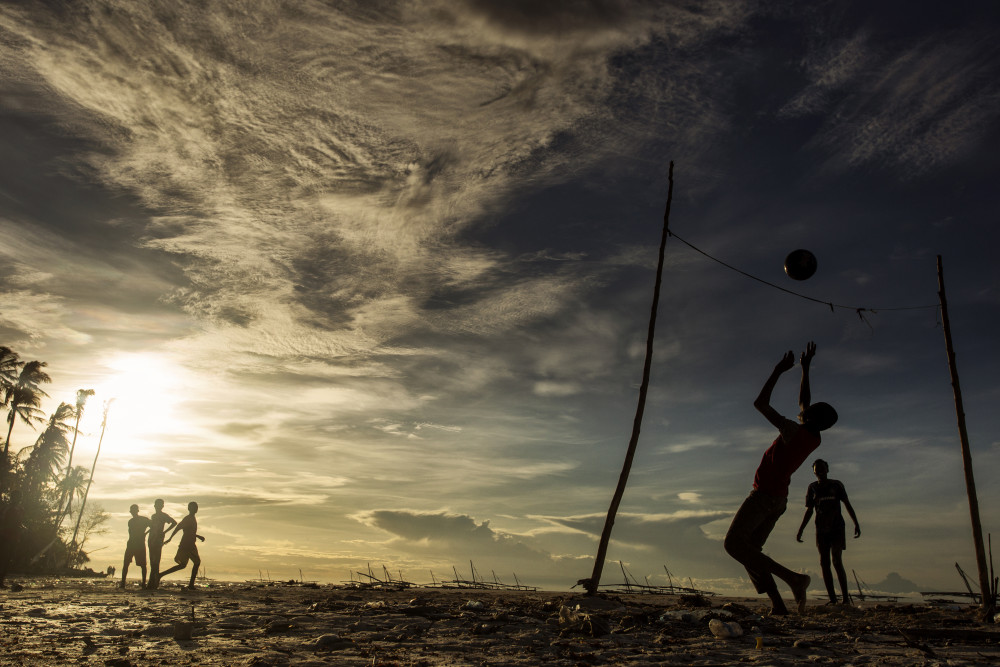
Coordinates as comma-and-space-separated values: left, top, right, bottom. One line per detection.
784, 249, 817, 281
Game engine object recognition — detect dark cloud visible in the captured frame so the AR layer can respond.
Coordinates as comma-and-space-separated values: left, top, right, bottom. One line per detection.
356, 509, 548, 561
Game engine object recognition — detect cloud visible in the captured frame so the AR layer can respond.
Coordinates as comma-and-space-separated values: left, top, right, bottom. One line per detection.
784, 28, 1000, 176
352, 509, 549, 562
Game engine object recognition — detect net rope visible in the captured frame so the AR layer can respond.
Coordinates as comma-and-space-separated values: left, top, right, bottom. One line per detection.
667, 230, 940, 321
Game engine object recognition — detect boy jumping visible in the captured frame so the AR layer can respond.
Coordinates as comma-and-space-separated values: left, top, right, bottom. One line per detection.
724, 342, 838, 615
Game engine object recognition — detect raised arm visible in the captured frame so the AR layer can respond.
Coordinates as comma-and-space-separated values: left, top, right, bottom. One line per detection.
799, 341, 815, 413
754, 351, 795, 429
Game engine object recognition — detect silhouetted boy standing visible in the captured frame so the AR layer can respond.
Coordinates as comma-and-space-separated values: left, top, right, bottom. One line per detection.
158, 501, 204, 589
797, 459, 860, 605
724, 342, 838, 615
121, 504, 151, 588
145, 498, 177, 590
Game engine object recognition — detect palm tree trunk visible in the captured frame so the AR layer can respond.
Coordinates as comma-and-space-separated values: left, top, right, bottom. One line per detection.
1, 416, 14, 491
582, 162, 674, 595
68, 402, 111, 566
3, 416, 14, 460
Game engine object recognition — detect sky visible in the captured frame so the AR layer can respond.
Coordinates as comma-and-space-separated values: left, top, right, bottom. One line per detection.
1, 0, 998, 595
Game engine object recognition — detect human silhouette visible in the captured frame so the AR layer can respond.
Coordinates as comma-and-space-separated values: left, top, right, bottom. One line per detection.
157, 501, 204, 589
796, 459, 860, 605
145, 498, 177, 590
724, 342, 838, 615
120, 504, 151, 588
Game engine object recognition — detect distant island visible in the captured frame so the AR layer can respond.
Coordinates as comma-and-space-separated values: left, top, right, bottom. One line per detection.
871, 572, 921, 594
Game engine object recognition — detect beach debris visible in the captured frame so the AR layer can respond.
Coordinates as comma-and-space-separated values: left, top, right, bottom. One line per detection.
557, 604, 611, 637
310, 633, 352, 650
708, 618, 743, 639
464, 600, 485, 610
172, 621, 193, 640
264, 619, 299, 634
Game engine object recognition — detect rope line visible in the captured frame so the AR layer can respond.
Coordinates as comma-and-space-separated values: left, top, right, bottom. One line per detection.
667, 231, 939, 319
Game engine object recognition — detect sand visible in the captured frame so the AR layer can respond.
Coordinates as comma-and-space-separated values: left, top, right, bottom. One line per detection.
1, 578, 998, 666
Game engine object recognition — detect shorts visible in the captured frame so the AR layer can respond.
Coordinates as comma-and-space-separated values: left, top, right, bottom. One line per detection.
816, 525, 846, 551
124, 545, 147, 567
174, 544, 199, 567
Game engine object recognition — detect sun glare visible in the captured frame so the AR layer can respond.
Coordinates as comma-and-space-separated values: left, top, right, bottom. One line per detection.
78, 353, 189, 455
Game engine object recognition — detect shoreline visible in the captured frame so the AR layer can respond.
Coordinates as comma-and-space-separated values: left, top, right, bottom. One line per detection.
1, 578, 997, 665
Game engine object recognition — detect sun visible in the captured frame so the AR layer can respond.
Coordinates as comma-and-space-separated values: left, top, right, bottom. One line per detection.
78, 352, 190, 455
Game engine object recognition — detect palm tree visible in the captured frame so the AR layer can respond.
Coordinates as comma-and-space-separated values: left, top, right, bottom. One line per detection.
30, 464, 91, 568
63, 389, 95, 474
54, 389, 94, 520
3, 360, 51, 459
2, 359, 50, 494
0, 346, 20, 400
19, 403, 75, 497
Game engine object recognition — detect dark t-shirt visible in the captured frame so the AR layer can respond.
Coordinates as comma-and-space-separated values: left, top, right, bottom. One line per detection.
176, 514, 198, 549
149, 511, 175, 540
806, 479, 848, 532
753, 418, 821, 498
127, 516, 151, 549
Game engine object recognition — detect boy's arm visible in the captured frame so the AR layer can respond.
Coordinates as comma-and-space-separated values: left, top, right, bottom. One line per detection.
196, 534, 205, 542
796, 507, 813, 542
754, 351, 796, 429
842, 486, 861, 537
163, 519, 184, 544
799, 341, 816, 412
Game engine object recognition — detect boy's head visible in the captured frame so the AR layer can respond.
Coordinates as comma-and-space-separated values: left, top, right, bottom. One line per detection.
800, 402, 838, 431
188, 501, 199, 514
154, 499, 165, 510
129, 504, 139, 516
812, 459, 829, 476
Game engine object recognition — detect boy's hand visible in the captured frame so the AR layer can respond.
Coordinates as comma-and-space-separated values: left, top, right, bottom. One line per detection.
853, 525, 861, 538
801, 341, 816, 367
795, 531, 804, 543
197, 535, 206, 542
775, 351, 795, 373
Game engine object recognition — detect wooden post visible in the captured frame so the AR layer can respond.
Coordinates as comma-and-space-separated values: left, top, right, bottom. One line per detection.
581, 162, 674, 595
937, 256, 994, 617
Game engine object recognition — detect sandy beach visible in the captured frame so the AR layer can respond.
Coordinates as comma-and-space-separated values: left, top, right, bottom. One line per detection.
1, 578, 997, 666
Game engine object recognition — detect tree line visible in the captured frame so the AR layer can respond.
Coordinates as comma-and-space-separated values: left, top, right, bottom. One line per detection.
1, 345, 111, 581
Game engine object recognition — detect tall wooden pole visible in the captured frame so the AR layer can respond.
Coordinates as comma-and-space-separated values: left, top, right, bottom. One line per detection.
582, 162, 674, 595
937, 255, 994, 617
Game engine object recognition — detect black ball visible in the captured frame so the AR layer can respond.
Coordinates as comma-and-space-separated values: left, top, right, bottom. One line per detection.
784, 249, 817, 281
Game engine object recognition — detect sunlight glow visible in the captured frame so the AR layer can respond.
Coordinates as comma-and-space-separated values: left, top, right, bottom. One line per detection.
77, 353, 190, 457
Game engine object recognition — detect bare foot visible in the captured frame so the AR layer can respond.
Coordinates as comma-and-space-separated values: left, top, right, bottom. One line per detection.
792, 574, 810, 613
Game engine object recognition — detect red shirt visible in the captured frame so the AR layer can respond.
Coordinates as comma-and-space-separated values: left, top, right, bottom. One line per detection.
753, 418, 821, 498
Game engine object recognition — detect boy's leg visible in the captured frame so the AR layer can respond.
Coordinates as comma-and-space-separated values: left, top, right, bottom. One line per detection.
159, 563, 184, 580
187, 556, 201, 588
725, 491, 793, 613
819, 546, 837, 603
832, 548, 851, 604
148, 543, 160, 589
121, 554, 130, 588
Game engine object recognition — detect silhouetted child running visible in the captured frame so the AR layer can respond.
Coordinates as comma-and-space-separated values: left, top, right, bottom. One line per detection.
724, 342, 838, 615
121, 504, 151, 588
796, 459, 860, 605
158, 501, 204, 589
145, 498, 177, 590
